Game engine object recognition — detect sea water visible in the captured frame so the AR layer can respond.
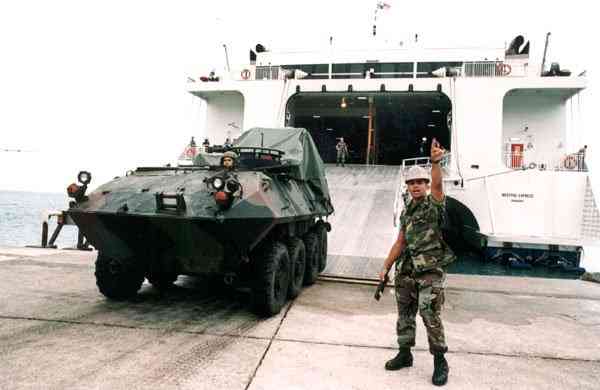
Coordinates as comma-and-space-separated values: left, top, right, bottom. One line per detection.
0, 191, 77, 248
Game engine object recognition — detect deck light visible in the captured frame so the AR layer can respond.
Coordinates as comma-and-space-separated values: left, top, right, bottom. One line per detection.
340, 97, 347, 109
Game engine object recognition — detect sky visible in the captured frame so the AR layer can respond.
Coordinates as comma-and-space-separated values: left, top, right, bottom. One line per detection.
0, 0, 599, 193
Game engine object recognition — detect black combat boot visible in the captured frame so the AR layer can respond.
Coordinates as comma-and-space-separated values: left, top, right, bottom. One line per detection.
384, 348, 413, 370
432, 352, 449, 386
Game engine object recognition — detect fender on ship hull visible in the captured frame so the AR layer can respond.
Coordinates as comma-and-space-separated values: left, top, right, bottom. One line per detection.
443, 196, 486, 255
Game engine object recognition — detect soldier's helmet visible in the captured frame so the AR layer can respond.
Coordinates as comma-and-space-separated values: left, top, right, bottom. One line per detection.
220, 150, 239, 166
404, 166, 430, 183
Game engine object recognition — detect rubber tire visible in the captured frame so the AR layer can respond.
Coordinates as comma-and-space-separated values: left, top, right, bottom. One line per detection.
303, 232, 320, 286
251, 241, 291, 316
95, 253, 144, 300
146, 272, 178, 291
286, 238, 306, 299
316, 224, 328, 273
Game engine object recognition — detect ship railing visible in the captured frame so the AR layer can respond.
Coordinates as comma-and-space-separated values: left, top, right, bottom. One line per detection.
503, 151, 587, 172
462, 61, 523, 77
248, 63, 524, 80
255, 66, 281, 80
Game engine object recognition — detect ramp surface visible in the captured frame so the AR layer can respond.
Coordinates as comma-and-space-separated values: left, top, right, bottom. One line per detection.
322, 164, 402, 280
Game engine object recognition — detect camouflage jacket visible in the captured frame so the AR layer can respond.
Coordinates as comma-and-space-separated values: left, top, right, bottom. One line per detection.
398, 194, 456, 273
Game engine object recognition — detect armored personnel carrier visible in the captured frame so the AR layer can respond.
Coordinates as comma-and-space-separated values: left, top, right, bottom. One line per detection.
66, 127, 334, 316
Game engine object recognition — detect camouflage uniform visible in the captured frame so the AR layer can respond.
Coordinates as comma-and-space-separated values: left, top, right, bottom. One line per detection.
395, 194, 455, 354
336, 140, 348, 166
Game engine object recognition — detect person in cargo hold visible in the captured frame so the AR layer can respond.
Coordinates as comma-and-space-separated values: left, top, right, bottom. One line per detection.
378, 138, 455, 386
335, 137, 349, 166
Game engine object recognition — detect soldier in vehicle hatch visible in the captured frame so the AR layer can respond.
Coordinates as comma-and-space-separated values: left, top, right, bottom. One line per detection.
220, 150, 238, 172
378, 138, 455, 386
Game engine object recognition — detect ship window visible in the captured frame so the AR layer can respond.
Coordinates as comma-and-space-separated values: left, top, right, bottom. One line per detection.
416, 62, 462, 78
370, 62, 414, 78
281, 64, 329, 79
332, 63, 367, 79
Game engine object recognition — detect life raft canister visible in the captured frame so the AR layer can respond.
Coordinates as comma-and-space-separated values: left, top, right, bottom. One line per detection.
564, 155, 577, 170
496, 63, 512, 76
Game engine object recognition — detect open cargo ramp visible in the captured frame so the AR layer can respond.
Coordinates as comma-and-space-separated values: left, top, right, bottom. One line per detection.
322, 164, 402, 280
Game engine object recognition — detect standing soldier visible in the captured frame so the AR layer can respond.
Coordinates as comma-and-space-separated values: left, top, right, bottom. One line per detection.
378, 138, 455, 386
202, 138, 211, 153
336, 137, 349, 167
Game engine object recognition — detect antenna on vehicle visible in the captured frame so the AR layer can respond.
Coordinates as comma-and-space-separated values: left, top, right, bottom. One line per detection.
260, 132, 264, 147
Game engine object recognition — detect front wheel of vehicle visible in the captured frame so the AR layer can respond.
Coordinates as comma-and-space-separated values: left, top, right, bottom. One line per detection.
95, 253, 144, 300
251, 241, 291, 316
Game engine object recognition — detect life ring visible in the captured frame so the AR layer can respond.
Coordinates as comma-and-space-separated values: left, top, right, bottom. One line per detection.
497, 63, 512, 76
240, 69, 251, 80
564, 155, 577, 170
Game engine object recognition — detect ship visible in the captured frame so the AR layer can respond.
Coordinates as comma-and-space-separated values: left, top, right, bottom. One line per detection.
183, 32, 598, 279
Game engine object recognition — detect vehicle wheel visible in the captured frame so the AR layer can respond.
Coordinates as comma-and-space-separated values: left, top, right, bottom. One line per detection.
251, 241, 291, 316
303, 232, 320, 286
316, 224, 328, 273
286, 237, 306, 299
95, 253, 144, 300
146, 272, 178, 291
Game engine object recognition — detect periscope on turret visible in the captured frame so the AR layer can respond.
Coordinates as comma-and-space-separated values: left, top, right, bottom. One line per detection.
64, 127, 333, 316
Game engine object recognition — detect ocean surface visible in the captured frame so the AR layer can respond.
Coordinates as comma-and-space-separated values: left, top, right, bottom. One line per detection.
1, 190, 598, 276
0, 191, 78, 248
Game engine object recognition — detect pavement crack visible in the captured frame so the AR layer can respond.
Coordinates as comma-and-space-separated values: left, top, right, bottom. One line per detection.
244, 301, 294, 390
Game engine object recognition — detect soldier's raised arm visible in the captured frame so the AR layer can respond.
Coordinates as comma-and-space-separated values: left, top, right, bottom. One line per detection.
430, 138, 445, 202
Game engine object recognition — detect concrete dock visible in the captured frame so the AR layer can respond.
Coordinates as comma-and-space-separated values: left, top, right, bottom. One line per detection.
1, 247, 600, 389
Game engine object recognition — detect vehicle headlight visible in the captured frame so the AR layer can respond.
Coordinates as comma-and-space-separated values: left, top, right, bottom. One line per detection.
78, 171, 92, 185
212, 177, 224, 190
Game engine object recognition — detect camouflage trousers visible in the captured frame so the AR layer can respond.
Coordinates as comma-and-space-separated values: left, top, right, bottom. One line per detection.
394, 267, 448, 354
336, 151, 346, 165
